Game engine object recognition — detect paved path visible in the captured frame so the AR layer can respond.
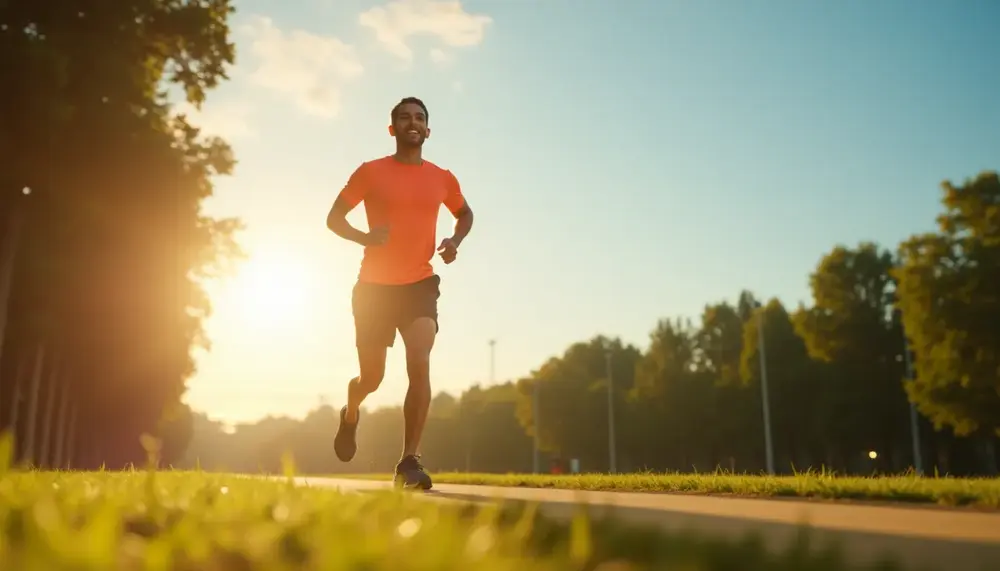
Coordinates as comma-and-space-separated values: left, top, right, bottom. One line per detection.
295, 477, 1000, 571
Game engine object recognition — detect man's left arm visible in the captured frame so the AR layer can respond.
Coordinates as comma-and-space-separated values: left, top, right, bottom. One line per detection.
444, 170, 473, 247
450, 202, 474, 246
437, 170, 473, 264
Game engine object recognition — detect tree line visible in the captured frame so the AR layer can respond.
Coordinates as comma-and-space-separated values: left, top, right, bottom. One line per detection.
181, 171, 1000, 478
1, 0, 241, 469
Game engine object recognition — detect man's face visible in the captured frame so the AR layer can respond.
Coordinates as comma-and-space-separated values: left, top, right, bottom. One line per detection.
391, 102, 429, 147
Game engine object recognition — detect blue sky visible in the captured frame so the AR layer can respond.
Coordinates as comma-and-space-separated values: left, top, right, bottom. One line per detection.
182, 0, 1000, 424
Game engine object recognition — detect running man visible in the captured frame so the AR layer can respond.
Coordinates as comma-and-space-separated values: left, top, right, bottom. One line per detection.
325, 97, 474, 490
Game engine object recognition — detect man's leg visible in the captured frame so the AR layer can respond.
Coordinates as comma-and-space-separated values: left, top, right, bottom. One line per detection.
392, 276, 440, 489
399, 316, 436, 458
335, 282, 394, 463
345, 344, 387, 422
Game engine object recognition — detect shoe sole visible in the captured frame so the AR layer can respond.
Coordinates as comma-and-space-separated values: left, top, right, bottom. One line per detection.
394, 478, 433, 491
404, 485, 433, 492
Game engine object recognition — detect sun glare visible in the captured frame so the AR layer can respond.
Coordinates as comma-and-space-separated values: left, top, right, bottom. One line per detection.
231, 250, 312, 330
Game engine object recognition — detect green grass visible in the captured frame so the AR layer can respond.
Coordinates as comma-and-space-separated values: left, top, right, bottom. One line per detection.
0, 469, 915, 570
331, 471, 1000, 509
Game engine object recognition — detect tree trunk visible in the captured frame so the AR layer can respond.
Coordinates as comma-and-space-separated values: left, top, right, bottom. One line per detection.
39, 350, 61, 467
53, 374, 70, 470
980, 438, 998, 476
0, 207, 24, 377
936, 441, 951, 475
22, 343, 45, 466
64, 402, 78, 469
5, 350, 27, 435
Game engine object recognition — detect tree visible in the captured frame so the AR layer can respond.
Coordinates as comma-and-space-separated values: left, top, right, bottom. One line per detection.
0, 0, 242, 469
515, 336, 640, 472
630, 319, 706, 471
694, 301, 745, 385
792, 243, 913, 472
894, 171, 1000, 471
741, 300, 822, 472
432, 383, 533, 473
158, 402, 195, 467
688, 299, 764, 472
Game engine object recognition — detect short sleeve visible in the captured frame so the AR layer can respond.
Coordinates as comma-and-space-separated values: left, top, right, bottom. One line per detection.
443, 169, 466, 216
337, 162, 370, 209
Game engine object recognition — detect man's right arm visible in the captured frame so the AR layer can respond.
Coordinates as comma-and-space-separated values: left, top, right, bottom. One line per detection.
326, 196, 370, 245
326, 164, 370, 246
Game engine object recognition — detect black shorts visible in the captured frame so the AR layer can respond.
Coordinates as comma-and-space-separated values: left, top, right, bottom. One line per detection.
351, 274, 441, 348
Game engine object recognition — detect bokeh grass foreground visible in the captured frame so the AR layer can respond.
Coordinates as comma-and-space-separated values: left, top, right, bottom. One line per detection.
335, 471, 1000, 509
0, 444, 912, 570
0, 471, 915, 571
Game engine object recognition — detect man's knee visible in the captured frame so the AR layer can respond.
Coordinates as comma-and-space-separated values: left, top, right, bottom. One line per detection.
356, 346, 387, 393
357, 371, 385, 393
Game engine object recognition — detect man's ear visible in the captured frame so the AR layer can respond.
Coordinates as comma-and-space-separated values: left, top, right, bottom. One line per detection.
388, 125, 395, 136
425, 128, 431, 139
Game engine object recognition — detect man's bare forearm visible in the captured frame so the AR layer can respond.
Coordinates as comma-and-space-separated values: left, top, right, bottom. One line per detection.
327, 212, 369, 245
450, 206, 474, 246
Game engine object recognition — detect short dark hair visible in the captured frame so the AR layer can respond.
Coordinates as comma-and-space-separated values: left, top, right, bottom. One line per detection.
391, 97, 429, 123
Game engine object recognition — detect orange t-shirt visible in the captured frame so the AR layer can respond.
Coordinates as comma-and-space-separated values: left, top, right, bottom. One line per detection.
337, 156, 467, 285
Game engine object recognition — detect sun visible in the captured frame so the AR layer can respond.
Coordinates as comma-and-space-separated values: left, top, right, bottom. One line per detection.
231, 249, 312, 330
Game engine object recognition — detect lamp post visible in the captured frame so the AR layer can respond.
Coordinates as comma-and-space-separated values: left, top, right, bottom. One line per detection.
605, 345, 617, 474
532, 379, 541, 474
488, 339, 496, 384
756, 308, 775, 475
901, 331, 924, 475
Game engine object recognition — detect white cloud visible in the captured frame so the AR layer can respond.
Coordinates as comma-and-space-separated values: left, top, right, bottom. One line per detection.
239, 15, 364, 118
359, 0, 492, 62
174, 100, 257, 141
451, 80, 464, 94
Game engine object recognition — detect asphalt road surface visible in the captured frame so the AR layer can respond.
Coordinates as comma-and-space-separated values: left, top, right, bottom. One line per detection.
293, 476, 1000, 571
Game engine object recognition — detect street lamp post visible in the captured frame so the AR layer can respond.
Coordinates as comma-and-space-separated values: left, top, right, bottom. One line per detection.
901, 333, 924, 475
488, 339, 496, 384
532, 379, 541, 474
756, 308, 775, 475
469, 339, 498, 473
605, 347, 617, 474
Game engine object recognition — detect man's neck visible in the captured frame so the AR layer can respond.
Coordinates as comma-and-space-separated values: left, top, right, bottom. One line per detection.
393, 147, 423, 165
